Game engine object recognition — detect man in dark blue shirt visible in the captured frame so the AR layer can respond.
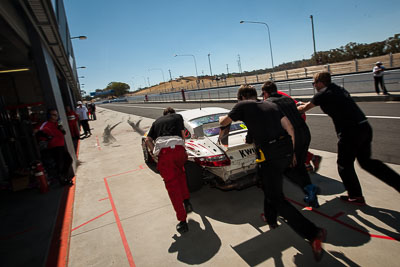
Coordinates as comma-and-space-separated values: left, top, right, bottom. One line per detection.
298, 72, 400, 205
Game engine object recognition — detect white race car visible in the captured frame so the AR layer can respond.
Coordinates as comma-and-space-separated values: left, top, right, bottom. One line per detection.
141, 107, 258, 192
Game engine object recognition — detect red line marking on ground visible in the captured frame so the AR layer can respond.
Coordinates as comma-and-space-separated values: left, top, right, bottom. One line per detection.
71, 209, 113, 232
286, 197, 399, 242
96, 135, 101, 150
104, 178, 136, 267
103, 166, 148, 180
332, 212, 345, 219
0, 227, 35, 241
46, 141, 80, 267
98, 197, 109, 201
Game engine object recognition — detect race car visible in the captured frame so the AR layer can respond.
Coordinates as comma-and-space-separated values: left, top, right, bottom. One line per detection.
141, 107, 258, 192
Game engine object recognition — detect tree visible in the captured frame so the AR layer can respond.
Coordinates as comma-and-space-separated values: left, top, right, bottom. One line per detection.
105, 82, 130, 97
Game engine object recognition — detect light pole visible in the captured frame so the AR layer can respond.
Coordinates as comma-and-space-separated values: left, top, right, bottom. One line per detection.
148, 68, 165, 83
208, 53, 213, 76
174, 54, 198, 78
149, 68, 166, 92
77, 66, 86, 69
240, 20, 275, 77
310, 15, 317, 64
70, 35, 87, 40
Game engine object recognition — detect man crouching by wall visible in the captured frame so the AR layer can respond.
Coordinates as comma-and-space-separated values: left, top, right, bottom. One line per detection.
145, 107, 193, 233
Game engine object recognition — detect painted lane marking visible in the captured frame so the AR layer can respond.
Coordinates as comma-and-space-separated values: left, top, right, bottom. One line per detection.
106, 104, 187, 111
96, 135, 102, 150
98, 197, 109, 201
104, 178, 136, 267
287, 197, 399, 241
71, 210, 113, 232
306, 113, 400, 120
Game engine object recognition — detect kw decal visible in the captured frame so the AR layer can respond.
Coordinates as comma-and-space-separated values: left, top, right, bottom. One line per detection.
239, 148, 256, 158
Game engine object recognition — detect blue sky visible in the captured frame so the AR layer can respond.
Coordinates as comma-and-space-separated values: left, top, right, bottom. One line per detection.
64, 0, 400, 93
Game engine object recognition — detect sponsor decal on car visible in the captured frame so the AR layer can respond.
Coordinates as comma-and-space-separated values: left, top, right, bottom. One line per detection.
239, 148, 256, 158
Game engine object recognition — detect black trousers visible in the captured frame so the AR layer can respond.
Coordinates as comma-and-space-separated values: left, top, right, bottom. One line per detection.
374, 76, 388, 94
80, 120, 91, 135
337, 122, 400, 197
42, 146, 73, 182
284, 125, 312, 191
260, 137, 319, 241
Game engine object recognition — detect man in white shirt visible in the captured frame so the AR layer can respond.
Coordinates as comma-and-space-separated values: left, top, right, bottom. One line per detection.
76, 101, 91, 137
373, 61, 389, 95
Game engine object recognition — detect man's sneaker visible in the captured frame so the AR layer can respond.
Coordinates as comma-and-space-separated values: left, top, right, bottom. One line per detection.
260, 213, 279, 229
339, 195, 366, 206
176, 221, 188, 233
305, 164, 314, 173
304, 184, 320, 208
183, 199, 193, 214
311, 228, 327, 262
312, 155, 322, 173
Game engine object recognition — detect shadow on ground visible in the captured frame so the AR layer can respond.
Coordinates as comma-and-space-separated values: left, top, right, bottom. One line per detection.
168, 215, 221, 264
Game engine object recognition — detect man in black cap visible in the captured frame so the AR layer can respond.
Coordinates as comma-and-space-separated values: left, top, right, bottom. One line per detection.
298, 71, 400, 205
260, 81, 319, 208
220, 84, 326, 262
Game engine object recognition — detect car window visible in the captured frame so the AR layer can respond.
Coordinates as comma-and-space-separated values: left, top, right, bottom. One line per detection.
189, 113, 226, 127
203, 122, 247, 137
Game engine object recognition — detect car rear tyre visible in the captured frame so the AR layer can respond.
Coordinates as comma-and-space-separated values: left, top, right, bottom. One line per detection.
184, 161, 203, 192
142, 141, 154, 163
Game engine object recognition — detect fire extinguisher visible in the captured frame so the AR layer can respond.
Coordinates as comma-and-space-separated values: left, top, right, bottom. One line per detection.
32, 161, 49, 194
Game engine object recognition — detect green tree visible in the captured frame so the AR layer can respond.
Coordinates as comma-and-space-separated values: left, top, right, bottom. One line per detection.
105, 82, 130, 97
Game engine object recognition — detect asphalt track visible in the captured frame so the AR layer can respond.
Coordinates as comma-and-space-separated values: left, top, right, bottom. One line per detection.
99, 101, 400, 164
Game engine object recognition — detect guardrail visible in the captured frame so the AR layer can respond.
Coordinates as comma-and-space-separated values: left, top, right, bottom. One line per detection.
126, 69, 399, 103
130, 53, 400, 96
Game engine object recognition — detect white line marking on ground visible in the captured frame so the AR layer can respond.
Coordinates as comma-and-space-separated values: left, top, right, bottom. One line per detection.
106, 105, 400, 120
307, 114, 400, 119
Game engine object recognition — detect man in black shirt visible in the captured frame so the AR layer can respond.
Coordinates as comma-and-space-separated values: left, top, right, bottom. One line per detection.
298, 72, 400, 205
146, 107, 193, 233
220, 85, 326, 262
261, 81, 319, 208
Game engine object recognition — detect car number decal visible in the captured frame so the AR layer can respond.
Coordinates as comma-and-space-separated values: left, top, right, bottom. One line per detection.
239, 148, 255, 158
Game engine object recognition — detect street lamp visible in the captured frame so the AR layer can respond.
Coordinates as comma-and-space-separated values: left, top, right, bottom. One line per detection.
240, 20, 275, 77
208, 53, 213, 76
310, 15, 317, 64
78, 76, 85, 78
174, 54, 198, 78
70, 35, 87, 40
77, 66, 86, 69
148, 68, 165, 83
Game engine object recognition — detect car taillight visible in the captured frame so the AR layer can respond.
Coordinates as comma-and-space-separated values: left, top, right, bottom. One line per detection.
194, 154, 231, 167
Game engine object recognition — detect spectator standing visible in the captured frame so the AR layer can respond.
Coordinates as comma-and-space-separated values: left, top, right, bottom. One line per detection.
76, 101, 91, 137
261, 81, 319, 208
373, 61, 389, 95
220, 85, 326, 262
145, 107, 193, 234
298, 72, 400, 205
90, 103, 96, 120
39, 109, 73, 185
66, 105, 80, 147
